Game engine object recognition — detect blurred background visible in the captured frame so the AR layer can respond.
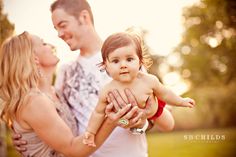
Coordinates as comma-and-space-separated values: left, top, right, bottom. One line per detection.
0, 0, 236, 157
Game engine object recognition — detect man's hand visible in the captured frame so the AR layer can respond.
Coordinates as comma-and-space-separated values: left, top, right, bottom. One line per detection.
12, 133, 27, 152
106, 89, 147, 129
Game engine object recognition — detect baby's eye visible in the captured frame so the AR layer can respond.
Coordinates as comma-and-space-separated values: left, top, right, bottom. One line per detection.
127, 58, 134, 62
112, 59, 119, 63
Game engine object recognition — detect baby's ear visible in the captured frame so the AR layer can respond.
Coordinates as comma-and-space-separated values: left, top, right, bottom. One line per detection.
139, 62, 143, 70
97, 62, 106, 72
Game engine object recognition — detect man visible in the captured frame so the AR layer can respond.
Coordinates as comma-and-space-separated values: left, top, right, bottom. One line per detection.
51, 1, 150, 156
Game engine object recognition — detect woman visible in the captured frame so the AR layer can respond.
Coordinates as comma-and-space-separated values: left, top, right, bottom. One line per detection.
0, 32, 131, 157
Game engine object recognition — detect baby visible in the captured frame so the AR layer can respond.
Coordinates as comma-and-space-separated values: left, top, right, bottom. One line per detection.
83, 32, 195, 147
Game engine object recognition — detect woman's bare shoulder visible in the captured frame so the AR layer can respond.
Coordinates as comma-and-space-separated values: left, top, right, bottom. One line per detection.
17, 90, 55, 128
21, 90, 54, 114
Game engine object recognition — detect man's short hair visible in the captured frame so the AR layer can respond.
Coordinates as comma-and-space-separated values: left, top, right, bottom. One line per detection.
50, 0, 94, 24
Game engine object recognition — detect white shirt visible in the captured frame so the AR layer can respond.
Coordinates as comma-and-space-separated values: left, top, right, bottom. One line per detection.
55, 52, 148, 157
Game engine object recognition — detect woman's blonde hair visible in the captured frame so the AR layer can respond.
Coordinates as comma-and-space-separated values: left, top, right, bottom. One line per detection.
0, 31, 39, 125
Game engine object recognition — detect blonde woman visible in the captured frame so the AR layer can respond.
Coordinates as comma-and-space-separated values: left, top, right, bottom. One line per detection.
0, 32, 131, 157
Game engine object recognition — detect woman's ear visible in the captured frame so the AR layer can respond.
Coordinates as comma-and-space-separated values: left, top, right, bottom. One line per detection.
34, 56, 40, 65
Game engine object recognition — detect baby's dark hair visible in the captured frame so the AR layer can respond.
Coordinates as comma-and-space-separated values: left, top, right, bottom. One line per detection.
101, 32, 143, 65
100, 32, 152, 70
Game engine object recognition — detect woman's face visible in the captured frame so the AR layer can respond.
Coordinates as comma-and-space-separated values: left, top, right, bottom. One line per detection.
30, 35, 59, 67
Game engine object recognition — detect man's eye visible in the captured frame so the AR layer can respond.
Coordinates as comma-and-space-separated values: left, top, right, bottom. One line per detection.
59, 23, 66, 28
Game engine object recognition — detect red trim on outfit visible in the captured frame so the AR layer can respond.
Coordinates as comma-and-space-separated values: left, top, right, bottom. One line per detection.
149, 99, 166, 121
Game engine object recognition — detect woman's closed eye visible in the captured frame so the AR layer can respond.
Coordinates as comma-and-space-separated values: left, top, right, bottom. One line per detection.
41, 39, 48, 46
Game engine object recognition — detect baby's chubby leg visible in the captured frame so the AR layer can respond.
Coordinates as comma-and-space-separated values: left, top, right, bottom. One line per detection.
155, 108, 175, 131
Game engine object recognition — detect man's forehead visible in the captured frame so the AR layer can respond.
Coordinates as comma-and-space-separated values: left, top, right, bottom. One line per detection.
52, 9, 75, 24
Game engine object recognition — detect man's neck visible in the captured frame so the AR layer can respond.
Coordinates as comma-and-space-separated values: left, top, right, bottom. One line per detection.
79, 49, 99, 57
79, 32, 103, 58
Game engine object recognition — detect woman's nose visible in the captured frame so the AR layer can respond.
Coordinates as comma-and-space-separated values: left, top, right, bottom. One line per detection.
49, 44, 56, 54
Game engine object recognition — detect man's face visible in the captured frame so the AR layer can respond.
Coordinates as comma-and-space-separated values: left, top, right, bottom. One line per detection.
51, 8, 84, 51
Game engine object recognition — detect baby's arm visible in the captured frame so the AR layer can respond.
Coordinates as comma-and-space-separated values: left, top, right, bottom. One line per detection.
83, 90, 108, 147
151, 75, 195, 108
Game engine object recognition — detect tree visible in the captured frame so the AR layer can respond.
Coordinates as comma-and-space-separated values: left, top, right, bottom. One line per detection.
176, 0, 236, 86
0, 0, 14, 156
0, 0, 14, 45
174, 0, 236, 128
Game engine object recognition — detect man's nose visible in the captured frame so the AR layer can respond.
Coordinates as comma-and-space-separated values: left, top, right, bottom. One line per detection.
58, 30, 64, 39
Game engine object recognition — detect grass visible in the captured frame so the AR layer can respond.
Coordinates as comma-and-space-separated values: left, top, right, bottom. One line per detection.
147, 127, 236, 157
5, 127, 236, 157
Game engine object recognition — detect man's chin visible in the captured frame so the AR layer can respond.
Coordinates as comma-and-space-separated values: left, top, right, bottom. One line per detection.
70, 47, 76, 51
68, 44, 80, 51
69, 45, 77, 51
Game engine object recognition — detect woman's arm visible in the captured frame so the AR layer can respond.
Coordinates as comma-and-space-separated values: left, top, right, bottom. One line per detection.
84, 92, 108, 147
20, 94, 130, 157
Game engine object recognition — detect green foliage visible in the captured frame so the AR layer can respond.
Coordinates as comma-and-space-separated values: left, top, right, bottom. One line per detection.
172, 0, 236, 128
184, 82, 236, 128
0, 0, 14, 45
176, 0, 236, 86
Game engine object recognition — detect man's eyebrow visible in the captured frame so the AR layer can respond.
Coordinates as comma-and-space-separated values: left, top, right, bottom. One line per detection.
58, 21, 65, 25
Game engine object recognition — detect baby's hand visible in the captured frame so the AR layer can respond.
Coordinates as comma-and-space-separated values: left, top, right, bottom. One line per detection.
181, 97, 195, 108
83, 131, 96, 147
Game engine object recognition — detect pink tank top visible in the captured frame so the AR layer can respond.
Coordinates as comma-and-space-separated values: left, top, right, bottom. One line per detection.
12, 90, 78, 157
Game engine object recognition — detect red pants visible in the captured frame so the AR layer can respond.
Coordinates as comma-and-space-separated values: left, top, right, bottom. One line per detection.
149, 99, 166, 121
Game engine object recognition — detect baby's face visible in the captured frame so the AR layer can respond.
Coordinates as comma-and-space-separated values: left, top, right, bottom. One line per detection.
105, 45, 141, 83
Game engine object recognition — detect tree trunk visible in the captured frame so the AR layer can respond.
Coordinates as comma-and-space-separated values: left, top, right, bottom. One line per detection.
0, 121, 7, 157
